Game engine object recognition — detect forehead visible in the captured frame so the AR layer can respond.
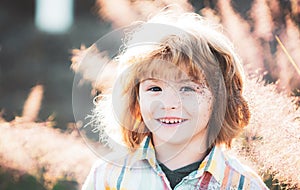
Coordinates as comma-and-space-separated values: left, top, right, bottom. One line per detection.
136, 58, 206, 83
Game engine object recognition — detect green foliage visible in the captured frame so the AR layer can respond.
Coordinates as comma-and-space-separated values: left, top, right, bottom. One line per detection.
52, 180, 78, 190
0, 167, 78, 190
264, 174, 298, 190
0, 167, 46, 190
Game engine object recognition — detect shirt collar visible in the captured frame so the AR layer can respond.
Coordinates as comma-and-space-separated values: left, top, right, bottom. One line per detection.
128, 136, 227, 183
128, 136, 158, 170
197, 146, 227, 183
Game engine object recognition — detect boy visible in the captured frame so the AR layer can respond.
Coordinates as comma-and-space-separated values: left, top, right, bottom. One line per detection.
82, 10, 269, 190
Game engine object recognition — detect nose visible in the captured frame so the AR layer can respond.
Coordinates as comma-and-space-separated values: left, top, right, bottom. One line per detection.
160, 87, 181, 110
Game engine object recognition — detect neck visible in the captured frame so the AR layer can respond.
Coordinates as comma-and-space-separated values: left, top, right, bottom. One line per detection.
154, 133, 209, 170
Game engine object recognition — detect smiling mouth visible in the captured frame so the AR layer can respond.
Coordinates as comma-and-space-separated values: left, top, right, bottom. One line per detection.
157, 118, 187, 125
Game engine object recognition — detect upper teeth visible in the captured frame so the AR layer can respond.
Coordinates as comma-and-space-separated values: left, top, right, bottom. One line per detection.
159, 119, 183, 124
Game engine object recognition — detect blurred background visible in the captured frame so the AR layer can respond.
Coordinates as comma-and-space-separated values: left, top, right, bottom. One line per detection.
0, 0, 300, 189
0, 0, 110, 189
0, 0, 111, 128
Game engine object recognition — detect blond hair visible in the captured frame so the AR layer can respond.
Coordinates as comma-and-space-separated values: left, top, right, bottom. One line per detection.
99, 10, 250, 150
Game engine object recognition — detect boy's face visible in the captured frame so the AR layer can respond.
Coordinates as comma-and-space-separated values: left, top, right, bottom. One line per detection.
138, 74, 213, 147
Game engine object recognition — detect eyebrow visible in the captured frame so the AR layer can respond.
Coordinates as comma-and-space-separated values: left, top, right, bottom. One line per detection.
141, 78, 193, 83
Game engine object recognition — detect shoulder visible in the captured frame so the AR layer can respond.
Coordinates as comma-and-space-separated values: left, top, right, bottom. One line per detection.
222, 150, 269, 189
81, 160, 103, 190
81, 156, 126, 190
81, 150, 151, 190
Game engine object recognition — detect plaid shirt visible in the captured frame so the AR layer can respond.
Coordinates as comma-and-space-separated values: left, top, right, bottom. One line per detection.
82, 136, 269, 190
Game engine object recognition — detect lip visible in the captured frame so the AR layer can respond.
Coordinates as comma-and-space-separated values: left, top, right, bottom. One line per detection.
156, 117, 188, 127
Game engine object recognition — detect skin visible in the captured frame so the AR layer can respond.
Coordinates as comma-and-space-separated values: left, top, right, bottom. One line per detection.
138, 76, 213, 170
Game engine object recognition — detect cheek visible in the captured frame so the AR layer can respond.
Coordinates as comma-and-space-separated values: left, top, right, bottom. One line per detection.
201, 94, 213, 111
139, 97, 149, 117
182, 92, 213, 117
198, 93, 213, 120
139, 95, 160, 118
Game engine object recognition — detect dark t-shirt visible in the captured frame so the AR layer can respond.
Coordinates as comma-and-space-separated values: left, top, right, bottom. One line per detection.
159, 161, 201, 189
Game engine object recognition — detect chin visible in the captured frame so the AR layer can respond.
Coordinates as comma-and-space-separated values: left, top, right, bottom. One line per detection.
162, 136, 191, 145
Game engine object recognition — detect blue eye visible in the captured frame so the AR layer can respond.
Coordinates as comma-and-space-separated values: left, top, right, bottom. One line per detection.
180, 86, 195, 92
148, 86, 162, 92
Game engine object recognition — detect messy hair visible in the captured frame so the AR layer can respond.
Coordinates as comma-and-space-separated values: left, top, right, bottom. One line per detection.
107, 11, 250, 150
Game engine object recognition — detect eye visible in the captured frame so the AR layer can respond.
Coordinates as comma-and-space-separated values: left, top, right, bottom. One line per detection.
148, 86, 162, 92
180, 86, 195, 92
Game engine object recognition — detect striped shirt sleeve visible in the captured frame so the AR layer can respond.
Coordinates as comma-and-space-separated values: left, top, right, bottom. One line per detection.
82, 160, 104, 190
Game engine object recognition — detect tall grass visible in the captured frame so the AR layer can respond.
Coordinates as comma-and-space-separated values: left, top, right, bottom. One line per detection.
0, 86, 97, 189
95, 0, 193, 27
231, 76, 300, 188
